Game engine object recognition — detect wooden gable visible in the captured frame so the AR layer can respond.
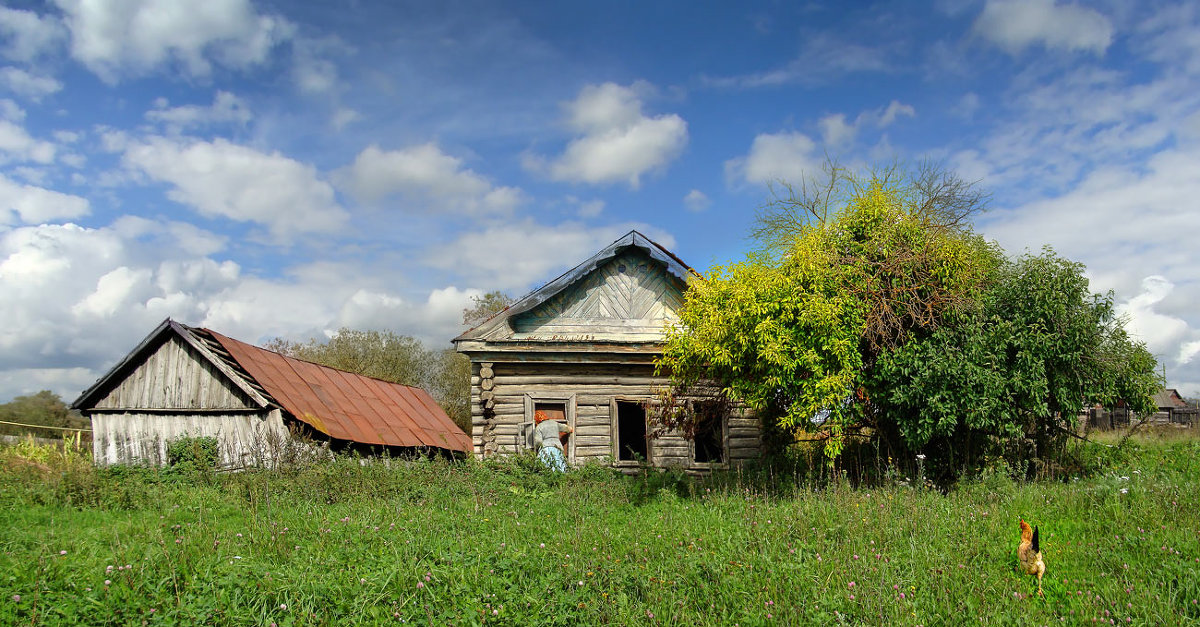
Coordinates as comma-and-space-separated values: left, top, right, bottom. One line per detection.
89, 333, 258, 411
454, 230, 699, 350
511, 248, 686, 341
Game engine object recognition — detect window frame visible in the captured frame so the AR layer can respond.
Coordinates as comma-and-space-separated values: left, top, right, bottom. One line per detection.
523, 393, 576, 465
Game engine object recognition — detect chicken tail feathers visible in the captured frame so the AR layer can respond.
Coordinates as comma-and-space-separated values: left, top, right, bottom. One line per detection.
1032, 525, 1040, 553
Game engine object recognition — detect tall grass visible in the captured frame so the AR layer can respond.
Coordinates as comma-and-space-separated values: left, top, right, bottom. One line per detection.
1, 430, 1197, 625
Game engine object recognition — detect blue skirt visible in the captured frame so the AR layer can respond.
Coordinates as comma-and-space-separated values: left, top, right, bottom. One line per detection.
538, 447, 567, 472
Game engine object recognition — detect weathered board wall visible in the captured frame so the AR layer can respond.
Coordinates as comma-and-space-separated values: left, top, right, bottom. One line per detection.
92, 409, 289, 467
91, 335, 255, 410
471, 360, 761, 469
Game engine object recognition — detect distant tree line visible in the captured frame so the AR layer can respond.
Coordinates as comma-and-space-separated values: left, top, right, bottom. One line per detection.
0, 390, 89, 439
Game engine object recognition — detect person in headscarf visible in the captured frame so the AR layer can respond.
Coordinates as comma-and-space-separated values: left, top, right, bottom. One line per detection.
533, 409, 572, 472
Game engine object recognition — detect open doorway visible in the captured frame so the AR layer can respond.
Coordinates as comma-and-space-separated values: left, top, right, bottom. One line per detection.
615, 400, 648, 463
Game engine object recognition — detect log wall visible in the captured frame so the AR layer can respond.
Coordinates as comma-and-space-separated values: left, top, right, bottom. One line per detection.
470, 360, 761, 469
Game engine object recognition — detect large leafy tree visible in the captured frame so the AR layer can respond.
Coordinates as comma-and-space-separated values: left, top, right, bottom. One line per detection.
266, 330, 471, 433
658, 164, 1159, 476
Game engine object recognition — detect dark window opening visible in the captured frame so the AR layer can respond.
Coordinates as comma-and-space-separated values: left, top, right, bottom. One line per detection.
693, 402, 725, 464
616, 401, 647, 462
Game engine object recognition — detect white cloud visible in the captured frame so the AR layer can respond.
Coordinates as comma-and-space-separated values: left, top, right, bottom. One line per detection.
0, 99, 23, 121
524, 82, 688, 188
703, 32, 893, 88
0, 7, 67, 63
0, 67, 63, 101
336, 143, 522, 216
725, 131, 822, 186
425, 220, 676, 292
566, 196, 605, 218
683, 189, 710, 212
0, 174, 89, 225
0, 218, 481, 401
0, 119, 56, 164
819, 100, 916, 150
332, 108, 360, 131
1116, 276, 1195, 358
122, 136, 346, 241
145, 91, 252, 130
53, 0, 292, 82
973, 0, 1114, 55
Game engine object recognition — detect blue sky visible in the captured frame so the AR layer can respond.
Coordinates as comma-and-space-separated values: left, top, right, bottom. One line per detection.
2, 0, 1199, 402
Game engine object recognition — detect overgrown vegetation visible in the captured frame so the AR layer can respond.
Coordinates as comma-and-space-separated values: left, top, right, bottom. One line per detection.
2, 430, 1197, 625
657, 163, 1161, 481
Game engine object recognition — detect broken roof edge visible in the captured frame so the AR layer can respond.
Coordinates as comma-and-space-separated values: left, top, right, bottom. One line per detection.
71, 318, 271, 411
453, 229, 700, 343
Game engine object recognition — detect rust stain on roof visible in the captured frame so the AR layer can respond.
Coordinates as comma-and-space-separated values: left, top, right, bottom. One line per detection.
203, 329, 471, 453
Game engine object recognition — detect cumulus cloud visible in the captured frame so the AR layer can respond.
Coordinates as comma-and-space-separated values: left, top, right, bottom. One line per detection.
0, 218, 488, 401
524, 82, 688, 188
0, 6, 67, 63
122, 136, 347, 241
52, 0, 292, 81
725, 131, 823, 186
0, 173, 89, 225
818, 100, 915, 149
0, 118, 56, 164
0, 67, 63, 101
145, 91, 252, 130
425, 220, 676, 292
1116, 276, 1196, 358
973, 0, 1114, 55
336, 143, 522, 216
683, 189, 710, 212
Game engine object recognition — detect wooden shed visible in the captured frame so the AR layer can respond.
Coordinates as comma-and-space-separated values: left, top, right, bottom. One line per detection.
453, 230, 762, 470
73, 320, 471, 467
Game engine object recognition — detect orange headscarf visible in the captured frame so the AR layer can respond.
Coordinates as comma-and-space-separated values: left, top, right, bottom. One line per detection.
534, 409, 550, 424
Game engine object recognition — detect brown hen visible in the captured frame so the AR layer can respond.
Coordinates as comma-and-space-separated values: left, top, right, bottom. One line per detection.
1017, 518, 1045, 596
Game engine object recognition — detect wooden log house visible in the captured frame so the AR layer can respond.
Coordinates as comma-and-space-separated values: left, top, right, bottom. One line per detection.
453, 230, 762, 470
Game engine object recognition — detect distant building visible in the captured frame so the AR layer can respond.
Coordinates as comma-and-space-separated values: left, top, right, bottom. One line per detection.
453, 230, 762, 470
73, 320, 471, 467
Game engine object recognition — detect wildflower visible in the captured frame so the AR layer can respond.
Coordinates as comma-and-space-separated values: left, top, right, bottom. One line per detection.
900, 593, 906, 599
539, 543, 545, 548
104, 580, 111, 586
59, 550, 67, 556
848, 582, 856, 588
916, 454, 926, 460
11, 595, 19, 602
360, 578, 367, 584
280, 604, 287, 610
417, 582, 424, 589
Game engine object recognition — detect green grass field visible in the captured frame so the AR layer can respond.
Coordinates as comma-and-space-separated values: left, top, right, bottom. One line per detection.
1, 430, 1197, 626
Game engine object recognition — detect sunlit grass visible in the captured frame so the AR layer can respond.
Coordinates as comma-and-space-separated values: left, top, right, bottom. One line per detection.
1, 430, 1197, 625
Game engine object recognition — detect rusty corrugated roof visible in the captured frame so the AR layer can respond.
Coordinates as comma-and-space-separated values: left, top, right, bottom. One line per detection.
203, 328, 472, 453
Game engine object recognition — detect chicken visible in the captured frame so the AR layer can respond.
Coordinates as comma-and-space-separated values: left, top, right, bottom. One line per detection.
1017, 518, 1045, 596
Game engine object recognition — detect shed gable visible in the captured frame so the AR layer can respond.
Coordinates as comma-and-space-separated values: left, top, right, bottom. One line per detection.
511, 249, 685, 341
91, 334, 257, 411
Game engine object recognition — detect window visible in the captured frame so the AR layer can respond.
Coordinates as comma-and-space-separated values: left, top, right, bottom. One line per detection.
614, 400, 648, 463
522, 394, 575, 461
692, 401, 725, 465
